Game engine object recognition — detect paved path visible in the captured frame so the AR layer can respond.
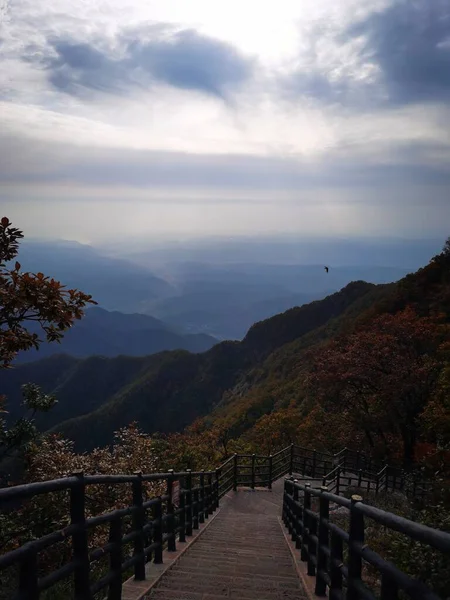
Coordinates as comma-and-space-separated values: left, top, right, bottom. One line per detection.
146, 480, 308, 600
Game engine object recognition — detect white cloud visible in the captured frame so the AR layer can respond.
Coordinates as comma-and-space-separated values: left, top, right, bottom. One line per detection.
1, 0, 449, 241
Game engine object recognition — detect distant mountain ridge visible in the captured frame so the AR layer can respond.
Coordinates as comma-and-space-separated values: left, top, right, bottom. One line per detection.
2, 280, 383, 449
16, 241, 174, 313
15, 307, 217, 363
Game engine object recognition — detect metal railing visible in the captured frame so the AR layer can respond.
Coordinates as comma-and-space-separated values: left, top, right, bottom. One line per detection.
0, 444, 434, 598
0, 469, 219, 599
283, 478, 450, 600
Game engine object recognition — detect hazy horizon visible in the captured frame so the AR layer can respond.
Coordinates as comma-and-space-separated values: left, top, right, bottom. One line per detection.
2, 0, 449, 243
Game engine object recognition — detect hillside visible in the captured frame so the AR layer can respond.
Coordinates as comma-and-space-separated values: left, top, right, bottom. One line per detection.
3, 245, 449, 454
2, 280, 382, 449
15, 307, 217, 363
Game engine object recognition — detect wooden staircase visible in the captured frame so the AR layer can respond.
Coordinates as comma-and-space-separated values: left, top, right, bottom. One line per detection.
146, 483, 307, 600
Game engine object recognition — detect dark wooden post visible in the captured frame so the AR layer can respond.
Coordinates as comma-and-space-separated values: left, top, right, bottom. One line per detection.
251, 454, 256, 489
336, 466, 341, 496
206, 472, 213, 517
330, 530, 343, 597
179, 489, 186, 543
185, 470, 193, 536
301, 483, 311, 563
315, 486, 329, 596
166, 470, 176, 552
381, 573, 399, 599
153, 499, 163, 564
312, 450, 317, 478
376, 473, 380, 495
282, 478, 288, 524
348, 495, 364, 600
356, 451, 361, 471
193, 484, 199, 530
199, 473, 205, 524
268, 455, 273, 489
293, 480, 301, 550
358, 469, 363, 488
108, 516, 123, 600
289, 443, 294, 475
233, 453, 238, 491
291, 479, 299, 544
215, 468, 220, 508
18, 550, 38, 599
70, 471, 92, 600
132, 471, 145, 580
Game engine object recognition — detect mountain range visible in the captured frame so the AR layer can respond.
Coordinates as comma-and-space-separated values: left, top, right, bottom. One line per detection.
1, 279, 391, 449
15, 240, 411, 340
15, 307, 217, 363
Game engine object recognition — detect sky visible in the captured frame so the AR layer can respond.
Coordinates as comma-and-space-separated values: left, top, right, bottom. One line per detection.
1, 0, 450, 243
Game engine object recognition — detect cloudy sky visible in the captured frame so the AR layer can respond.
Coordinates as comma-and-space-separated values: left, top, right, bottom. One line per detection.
1, 0, 450, 243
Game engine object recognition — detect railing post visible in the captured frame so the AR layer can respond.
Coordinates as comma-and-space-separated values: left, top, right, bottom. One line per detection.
167, 470, 176, 552
376, 473, 380, 495
315, 486, 329, 596
206, 472, 213, 517
301, 482, 311, 563
18, 550, 38, 599
381, 573, 399, 599
291, 479, 299, 543
293, 480, 301, 550
108, 516, 123, 600
289, 443, 294, 475
330, 530, 343, 597
193, 482, 199, 530
215, 468, 220, 508
179, 489, 186, 542
336, 466, 341, 496
312, 450, 317, 478
70, 471, 92, 600
199, 473, 205, 524
233, 453, 238, 491
132, 471, 146, 580
358, 469, 362, 488
268, 455, 273, 490
153, 498, 163, 564
348, 495, 364, 600
185, 470, 193, 536
356, 450, 361, 471
251, 454, 256, 489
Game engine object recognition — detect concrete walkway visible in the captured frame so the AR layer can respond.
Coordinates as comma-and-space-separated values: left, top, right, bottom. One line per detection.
146, 480, 308, 600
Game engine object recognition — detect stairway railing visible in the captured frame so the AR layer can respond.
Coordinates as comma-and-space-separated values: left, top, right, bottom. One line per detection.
0, 443, 434, 598
282, 478, 450, 600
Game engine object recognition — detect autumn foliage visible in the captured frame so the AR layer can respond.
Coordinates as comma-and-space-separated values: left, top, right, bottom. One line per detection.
307, 306, 448, 465
0, 217, 96, 369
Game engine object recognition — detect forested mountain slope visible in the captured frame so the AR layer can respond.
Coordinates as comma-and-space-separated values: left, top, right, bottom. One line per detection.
2, 280, 381, 450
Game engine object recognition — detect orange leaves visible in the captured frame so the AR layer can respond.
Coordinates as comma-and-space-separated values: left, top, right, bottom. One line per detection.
307, 306, 448, 465
0, 217, 97, 369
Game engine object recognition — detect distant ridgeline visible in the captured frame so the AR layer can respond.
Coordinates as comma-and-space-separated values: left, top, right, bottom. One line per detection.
2, 243, 450, 461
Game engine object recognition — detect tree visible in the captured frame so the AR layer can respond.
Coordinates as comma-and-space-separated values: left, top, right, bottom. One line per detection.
0, 217, 96, 471
308, 307, 447, 466
0, 217, 96, 368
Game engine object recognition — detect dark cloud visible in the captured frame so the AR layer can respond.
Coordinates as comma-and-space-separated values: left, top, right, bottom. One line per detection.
287, 0, 450, 107
348, 0, 450, 105
46, 41, 128, 96
34, 26, 253, 99
127, 28, 253, 98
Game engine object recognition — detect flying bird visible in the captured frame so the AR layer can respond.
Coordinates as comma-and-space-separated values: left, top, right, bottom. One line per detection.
324, 266, 329, 273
